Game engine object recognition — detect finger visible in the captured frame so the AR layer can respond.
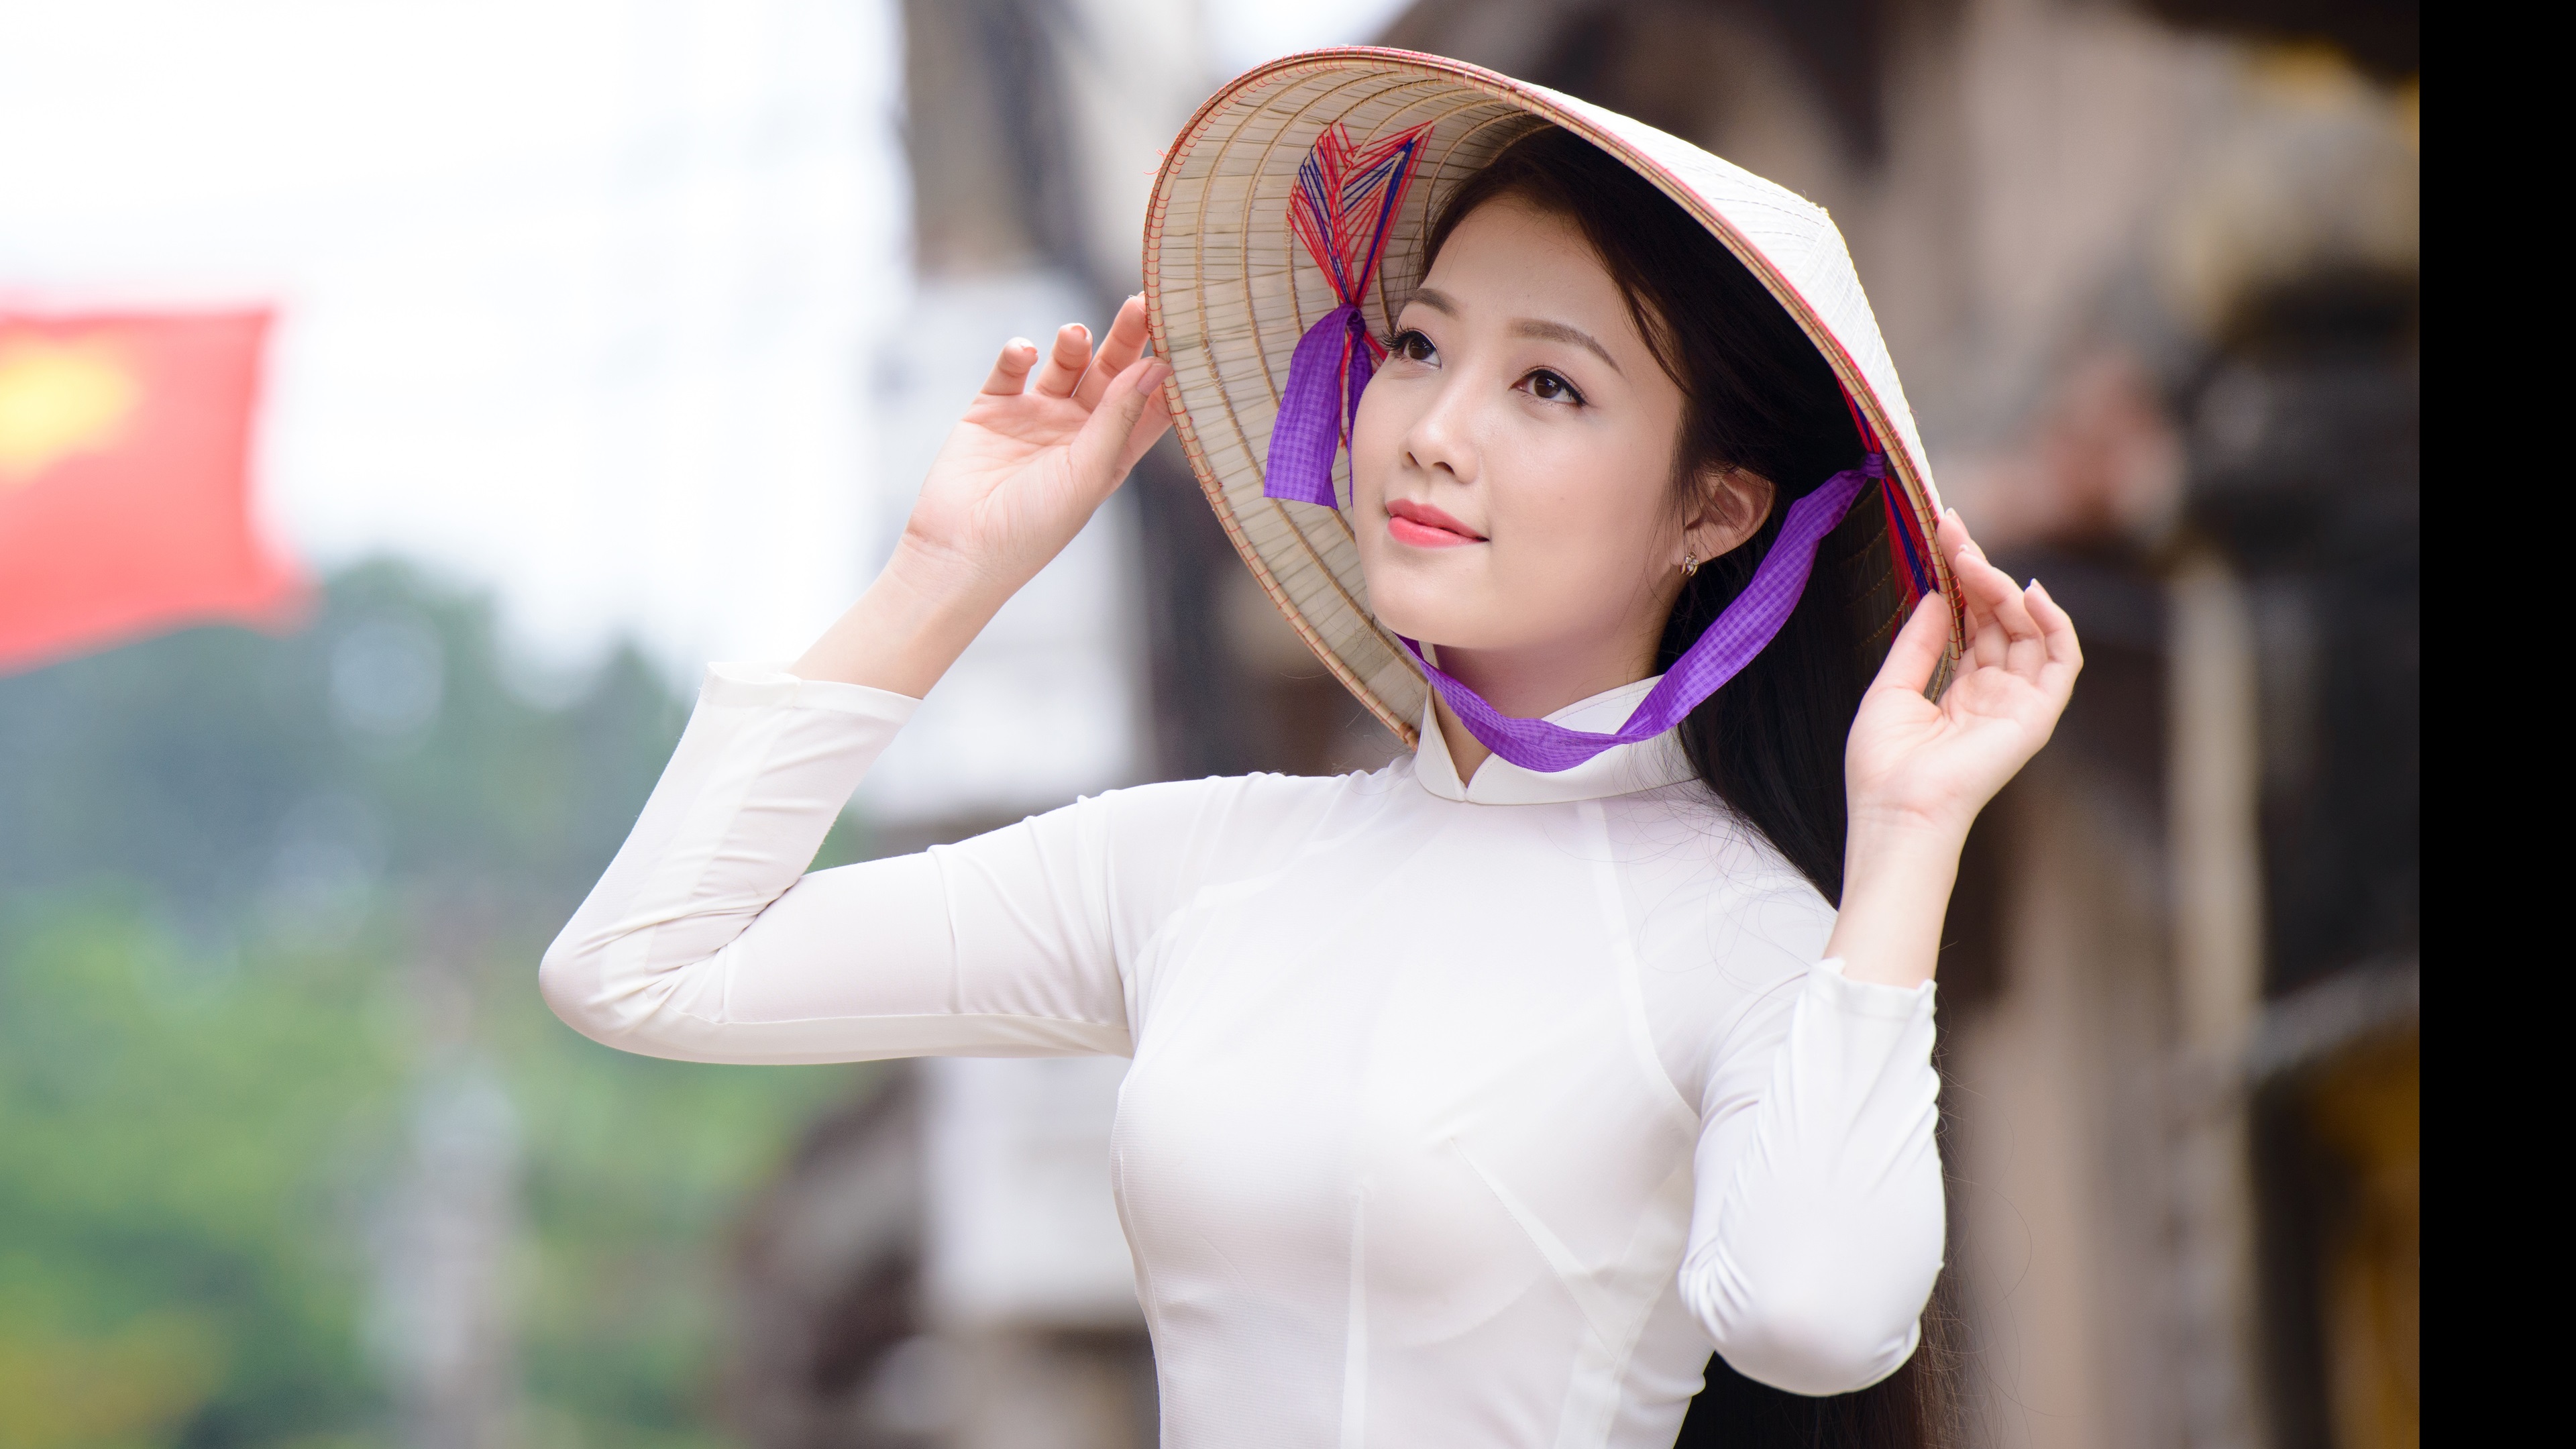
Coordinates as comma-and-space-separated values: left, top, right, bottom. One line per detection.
1067, 357, 1171, 498
1030, 322, 1093, 399
1944, 511, 2046, 672
2026, 579, 2084, 694
1115, 372, 1175, 474
1937, 511, 2008, 670
980, 337, 1040, 396
1966, 549, 2046, 678
1966, 544, 2047, 677
1075, 295, 1152, 411
1935, 505, 1976, 572
1871, 592, 1951, 701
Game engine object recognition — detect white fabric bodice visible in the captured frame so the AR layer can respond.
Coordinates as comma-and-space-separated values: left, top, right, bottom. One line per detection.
543, 665, 1945, 1448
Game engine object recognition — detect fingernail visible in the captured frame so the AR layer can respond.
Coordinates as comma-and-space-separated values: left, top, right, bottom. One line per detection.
1135, 361, 1170, 394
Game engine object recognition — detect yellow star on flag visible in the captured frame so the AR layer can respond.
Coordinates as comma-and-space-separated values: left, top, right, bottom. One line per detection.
0, 338, 138, 486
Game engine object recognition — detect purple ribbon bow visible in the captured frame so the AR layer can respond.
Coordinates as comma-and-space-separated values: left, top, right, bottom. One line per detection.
1265, 304, 1376, 508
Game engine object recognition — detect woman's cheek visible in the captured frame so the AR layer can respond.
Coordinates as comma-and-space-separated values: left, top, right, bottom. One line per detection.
1348, 379, 1397, 478
1346, 388, 1407, 557
1481, 433, 1641, 626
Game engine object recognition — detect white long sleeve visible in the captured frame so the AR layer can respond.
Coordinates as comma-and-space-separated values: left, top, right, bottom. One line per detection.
1677, 963, 1943, 1393
545, 665, 1945, 1445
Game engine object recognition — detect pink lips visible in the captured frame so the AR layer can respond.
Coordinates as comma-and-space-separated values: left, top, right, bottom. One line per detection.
1386, 498, 1487, 549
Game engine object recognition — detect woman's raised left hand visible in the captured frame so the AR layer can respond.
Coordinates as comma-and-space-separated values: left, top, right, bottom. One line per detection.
1823, 511, 2079, 987
1843, 511, 2082, 850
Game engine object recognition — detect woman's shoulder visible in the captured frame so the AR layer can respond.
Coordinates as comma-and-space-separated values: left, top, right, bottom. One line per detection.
1612, 784, 1830, 898
1093, 755, 1407, 812
1605, 784, 1837, 986
1073, 757, 1413, 864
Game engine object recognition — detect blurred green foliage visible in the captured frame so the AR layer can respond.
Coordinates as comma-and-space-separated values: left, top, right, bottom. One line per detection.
0, 564, 871, 1447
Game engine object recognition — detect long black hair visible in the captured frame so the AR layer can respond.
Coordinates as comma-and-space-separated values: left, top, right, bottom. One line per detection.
1424, 125, 1960, 1448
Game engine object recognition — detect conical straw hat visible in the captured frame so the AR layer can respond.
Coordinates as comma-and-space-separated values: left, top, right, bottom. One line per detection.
1142, 47, 1958, 749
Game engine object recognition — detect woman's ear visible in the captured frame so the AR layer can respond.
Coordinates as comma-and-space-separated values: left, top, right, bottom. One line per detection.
1681, 466, 1776, 565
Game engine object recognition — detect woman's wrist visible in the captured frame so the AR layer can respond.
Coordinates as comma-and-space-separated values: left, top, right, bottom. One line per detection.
1824, 815, 1966, 989
883, 525, 1032, 609
789, 547, 1012, 698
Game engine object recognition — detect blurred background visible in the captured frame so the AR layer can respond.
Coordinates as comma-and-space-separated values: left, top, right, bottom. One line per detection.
0, 1, 2415, 1446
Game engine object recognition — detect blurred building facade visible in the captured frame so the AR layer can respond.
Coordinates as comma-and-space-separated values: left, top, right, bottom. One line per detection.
726, 3, 2417, 1447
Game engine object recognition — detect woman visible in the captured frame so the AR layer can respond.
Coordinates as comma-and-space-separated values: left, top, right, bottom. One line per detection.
545, 51, 2078, 1448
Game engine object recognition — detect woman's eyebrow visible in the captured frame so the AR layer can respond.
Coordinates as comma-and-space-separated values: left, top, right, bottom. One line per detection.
1511, 319, 1622, 374
1404, 288, 1623, 375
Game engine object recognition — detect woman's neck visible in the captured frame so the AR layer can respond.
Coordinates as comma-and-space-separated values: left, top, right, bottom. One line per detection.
1425, 631, 1660, 783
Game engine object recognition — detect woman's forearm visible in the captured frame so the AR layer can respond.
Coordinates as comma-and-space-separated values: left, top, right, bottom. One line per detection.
788, 544, 1012, 697
1823, 818, 1964, 989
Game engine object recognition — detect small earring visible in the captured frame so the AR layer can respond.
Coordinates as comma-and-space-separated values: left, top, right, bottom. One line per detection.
1681, 552, 1699, 579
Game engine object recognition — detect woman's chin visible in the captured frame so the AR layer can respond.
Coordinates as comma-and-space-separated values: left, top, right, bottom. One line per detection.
1362, 584, 1454, 645
1372, 608, 1500, 655
1362, 555, 1529, 645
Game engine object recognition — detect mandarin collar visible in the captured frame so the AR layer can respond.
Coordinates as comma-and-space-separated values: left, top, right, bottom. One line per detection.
1408, 675, 1697, 805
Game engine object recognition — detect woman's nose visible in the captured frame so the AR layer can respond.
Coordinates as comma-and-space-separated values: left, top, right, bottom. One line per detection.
1401, 380, 1477, 484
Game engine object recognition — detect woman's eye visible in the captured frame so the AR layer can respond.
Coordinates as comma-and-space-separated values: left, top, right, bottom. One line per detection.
1391, 329, 1437, 364
1523, 370, 1584, 405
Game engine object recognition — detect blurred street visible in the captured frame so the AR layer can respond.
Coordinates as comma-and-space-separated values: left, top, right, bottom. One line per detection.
1, 2, 2414, 1447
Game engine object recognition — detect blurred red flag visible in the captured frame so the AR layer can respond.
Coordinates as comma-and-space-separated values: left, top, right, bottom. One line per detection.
0, 309, 305, 672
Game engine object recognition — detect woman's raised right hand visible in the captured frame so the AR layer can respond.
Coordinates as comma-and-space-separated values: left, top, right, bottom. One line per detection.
793, 295, 1171, 697
891, 294, 1173, 606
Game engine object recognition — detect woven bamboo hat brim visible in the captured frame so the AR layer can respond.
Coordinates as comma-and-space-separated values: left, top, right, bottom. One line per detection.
1143, 48, 1959, 748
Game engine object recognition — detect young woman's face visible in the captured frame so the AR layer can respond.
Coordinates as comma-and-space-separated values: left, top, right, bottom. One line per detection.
1350, 198, 1750, 696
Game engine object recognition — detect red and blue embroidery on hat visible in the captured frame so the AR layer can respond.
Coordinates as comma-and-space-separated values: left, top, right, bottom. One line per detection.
1843, 391, 1935, 607
1264, 121, 1434, 508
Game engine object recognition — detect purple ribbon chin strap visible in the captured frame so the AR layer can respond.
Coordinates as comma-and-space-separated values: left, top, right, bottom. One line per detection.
1405, 454, 1886, 774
